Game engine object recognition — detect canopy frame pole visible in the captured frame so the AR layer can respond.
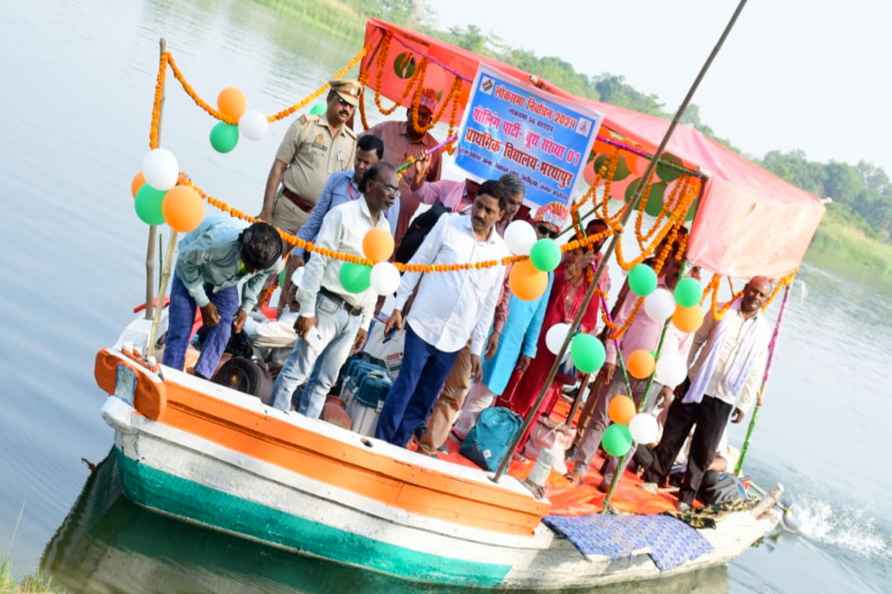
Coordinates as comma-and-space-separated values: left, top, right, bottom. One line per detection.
144, 38, 166, 321
491, 0, 749, 485
735, 282, 791, 476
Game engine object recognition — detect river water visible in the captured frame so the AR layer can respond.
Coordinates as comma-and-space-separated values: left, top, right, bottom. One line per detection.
1, 1, 890, 592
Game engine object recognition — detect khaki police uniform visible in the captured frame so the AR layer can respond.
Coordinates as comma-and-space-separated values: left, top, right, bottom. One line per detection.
271, 80, 361, 234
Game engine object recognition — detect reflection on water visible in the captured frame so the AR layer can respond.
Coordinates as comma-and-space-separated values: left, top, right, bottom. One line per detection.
41, 451, 730, 594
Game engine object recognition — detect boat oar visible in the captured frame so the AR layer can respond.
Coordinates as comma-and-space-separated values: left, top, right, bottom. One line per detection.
747, 481, 801, 533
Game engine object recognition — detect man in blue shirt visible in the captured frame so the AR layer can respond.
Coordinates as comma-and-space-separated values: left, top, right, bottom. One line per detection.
277, 135, 398, 313
163, 218, 284, 379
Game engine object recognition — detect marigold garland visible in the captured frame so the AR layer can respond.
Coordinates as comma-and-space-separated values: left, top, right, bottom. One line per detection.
149, 52, 169, 149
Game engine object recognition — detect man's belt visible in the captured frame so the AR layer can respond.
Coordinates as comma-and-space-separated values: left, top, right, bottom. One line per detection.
319, 287, 363, 317
281, 187, 315, 212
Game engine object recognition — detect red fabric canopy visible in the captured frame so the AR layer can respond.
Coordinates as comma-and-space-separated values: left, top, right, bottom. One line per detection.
362, 19, 825, 278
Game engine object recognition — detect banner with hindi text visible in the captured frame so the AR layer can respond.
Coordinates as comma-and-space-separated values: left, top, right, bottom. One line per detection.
455, 65, 603, 208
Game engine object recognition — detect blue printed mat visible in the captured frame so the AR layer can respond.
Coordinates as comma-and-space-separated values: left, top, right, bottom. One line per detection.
544, 514, 713, 571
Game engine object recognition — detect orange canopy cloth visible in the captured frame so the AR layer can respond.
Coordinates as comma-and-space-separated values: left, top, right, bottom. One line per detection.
362, 19, 824, 278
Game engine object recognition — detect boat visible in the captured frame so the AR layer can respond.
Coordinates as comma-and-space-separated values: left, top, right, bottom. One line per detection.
91, 13, 822, 592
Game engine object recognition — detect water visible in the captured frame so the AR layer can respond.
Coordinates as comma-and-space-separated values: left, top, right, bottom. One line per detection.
1, 1, 890, 592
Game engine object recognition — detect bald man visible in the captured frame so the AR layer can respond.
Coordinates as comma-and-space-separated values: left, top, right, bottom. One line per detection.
638, 276, 773, 511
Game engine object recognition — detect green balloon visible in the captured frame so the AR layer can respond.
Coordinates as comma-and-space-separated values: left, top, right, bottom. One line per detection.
134, 184, 166, 225
674, 276, 703, 307
602, 424, 633, 457
339, 262, 371, 293
210, 122, 239, 153
656, 152, 684, 182
570, 333, 606, 374
309, 102, 327, 116
593, 154, 631, 181
529, 238, 561, 272
628, 263, 657, 297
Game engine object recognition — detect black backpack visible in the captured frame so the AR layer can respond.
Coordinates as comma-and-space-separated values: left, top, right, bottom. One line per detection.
394, 201, 449, 264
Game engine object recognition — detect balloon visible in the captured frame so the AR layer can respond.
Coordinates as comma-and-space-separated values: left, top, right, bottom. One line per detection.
608, 395, 636, 425
142, 148, 179, 191
210, 122, 239, 153
655, 348, 687, 388
134, 184, 166, 225
217, 86, 247, 121
644, 288, 675, 321
370, 262, 400, 295
362, 228, 395, 263
508, 259, 548, 301
162, 185, 205, 232
570, 333, 606, 374
674, 276, 703, 307
672, 305, 705, 333
601, 424, 633, 457
339, 262, 371, 293
239, 110, 269, 141
131, 172, 145, 197
545, 323, 571, 355
529, 238, 561, 272
309, 102, 326, 116
626, 349, 655, 380
629, 413, 659, 444
504, 220, 538, 256
628, 263, 657, 297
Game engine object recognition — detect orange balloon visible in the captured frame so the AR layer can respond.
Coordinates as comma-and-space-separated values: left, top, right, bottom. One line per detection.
362, 228, 395, 263
608, 395, 636, 425
626, 349, 655, 380
131, 172, 145, 197
672, 305, 705, 333
509, 259, 547, 301
218, 86, 247, 121
162, 185, 205, 232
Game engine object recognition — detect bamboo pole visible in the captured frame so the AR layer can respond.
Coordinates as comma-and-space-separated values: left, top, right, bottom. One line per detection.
144, 38, 166, 321
735, 283, 791, 475
491, 0, 749, 484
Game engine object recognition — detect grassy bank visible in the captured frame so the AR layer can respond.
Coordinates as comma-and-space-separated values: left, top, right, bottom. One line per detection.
0, 560, 63, 594
805, 208, 892, 288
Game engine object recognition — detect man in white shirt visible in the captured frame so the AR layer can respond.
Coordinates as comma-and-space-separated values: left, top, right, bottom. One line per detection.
270, 163, 398, 418
375, 180, 510, 446
640, 276, 772, 509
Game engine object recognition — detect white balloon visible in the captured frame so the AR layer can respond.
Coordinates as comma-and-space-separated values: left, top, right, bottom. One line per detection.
644, 288, 675, 321
629, 413, 659, 444
504, 220, 538, 256
141, 148, 179, 191
655, 349, 687, 388
545, 322, 571, 355
370, 262, 400, 295
239, 110, 269, 141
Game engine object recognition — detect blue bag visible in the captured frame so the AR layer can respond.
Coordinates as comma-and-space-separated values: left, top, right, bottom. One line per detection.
460, 407, 523, 471
355, 370, 391, 412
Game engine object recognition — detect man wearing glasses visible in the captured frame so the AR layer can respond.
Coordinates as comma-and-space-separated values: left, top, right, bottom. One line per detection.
270, 163, 398, 419
258, 79, 360, 235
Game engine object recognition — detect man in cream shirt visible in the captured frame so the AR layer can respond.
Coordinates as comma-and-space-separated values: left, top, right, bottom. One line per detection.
270, 163, 398, 418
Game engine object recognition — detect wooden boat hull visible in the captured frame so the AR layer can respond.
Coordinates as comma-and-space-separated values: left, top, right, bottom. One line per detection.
95, 344, 780, 590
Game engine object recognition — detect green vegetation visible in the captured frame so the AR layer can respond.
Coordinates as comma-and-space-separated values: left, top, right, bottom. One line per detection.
256, 0, 892, 280
0, 560, 63, 594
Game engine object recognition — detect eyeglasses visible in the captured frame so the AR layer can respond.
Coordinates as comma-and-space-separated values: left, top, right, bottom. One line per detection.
536, 224, 560, 239
374, 179, 400, 198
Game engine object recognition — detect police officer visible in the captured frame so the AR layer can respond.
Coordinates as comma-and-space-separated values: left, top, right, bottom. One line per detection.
259, 79, 361, 235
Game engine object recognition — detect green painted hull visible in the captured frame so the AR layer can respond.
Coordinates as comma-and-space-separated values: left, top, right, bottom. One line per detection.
115, 448, 512, 588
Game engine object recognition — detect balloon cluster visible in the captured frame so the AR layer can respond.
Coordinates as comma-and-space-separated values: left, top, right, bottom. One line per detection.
210, 87, 270, 154
627, 263, 705, 335
601, 393, 659, 457
339, 228, 400, 296
505, 220, 560, 302
132, 148, 204, 232
544, 323, 606, 375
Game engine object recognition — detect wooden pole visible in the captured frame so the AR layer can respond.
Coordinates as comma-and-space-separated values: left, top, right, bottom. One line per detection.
491, 0, 749, 484
144, 38, 166, 321
146, 230, 179, 359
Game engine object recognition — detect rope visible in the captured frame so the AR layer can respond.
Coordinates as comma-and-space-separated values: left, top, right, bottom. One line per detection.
163, 48, 366, 126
